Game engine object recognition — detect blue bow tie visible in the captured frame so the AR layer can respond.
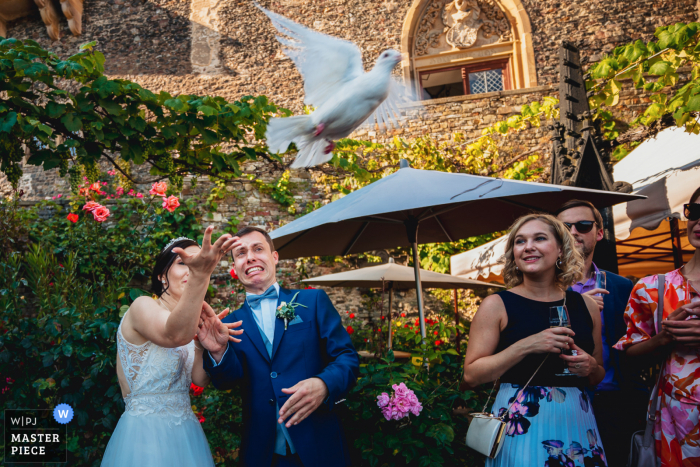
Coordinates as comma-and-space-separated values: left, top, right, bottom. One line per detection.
247, 286, 278, 308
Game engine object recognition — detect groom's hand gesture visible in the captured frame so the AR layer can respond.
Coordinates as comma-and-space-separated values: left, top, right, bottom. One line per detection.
278, 378, 329, 428
197, 301, 244, 362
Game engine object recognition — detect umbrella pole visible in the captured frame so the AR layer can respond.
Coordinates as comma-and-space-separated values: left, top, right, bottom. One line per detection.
388, 286, 393, 350
454, 289, 460, 355
411, 243, 426, 341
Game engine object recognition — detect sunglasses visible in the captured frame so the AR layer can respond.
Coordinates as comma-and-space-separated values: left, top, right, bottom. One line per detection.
562, 220, 597, 234
685, 203, 700, 221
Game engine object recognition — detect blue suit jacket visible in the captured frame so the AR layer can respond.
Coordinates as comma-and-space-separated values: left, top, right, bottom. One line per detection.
203, 288, 359, 467
600, 270, 635, 390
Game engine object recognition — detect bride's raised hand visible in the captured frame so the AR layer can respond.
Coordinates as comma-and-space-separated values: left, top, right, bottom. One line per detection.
172, 226, 241, 276
196, 301, 243, 354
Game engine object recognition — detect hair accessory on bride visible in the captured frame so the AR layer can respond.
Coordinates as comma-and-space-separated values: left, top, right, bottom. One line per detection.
162, 237, 194, 252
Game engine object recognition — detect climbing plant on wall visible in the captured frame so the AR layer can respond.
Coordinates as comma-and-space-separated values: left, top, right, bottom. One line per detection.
0, 38, 288, 190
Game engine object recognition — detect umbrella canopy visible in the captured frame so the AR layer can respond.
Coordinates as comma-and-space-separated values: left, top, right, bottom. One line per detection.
271, 164, 644, 258
302, 261, 502, 290
451, 128, 699, 281
271, 160, 643, 338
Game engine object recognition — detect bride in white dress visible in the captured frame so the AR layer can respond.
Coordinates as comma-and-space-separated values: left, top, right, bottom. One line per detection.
101, 227, 243, 467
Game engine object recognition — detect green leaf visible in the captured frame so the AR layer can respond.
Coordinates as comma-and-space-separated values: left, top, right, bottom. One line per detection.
0, 112, 17, 132
648, 60, 671, 76
687, 94, 700, 111
197, 105, 217, 116
61, 113, 83, 132
425, 423, 454, 444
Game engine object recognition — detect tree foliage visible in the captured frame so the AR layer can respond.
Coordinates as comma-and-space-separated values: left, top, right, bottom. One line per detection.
0, 38, 287, 190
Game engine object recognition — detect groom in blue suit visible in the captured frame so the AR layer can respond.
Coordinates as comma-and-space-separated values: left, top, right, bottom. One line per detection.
200, 225, 359, 467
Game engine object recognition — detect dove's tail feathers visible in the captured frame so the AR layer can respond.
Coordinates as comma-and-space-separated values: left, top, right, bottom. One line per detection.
290, 139, 333, 169
266, 115, 312, 155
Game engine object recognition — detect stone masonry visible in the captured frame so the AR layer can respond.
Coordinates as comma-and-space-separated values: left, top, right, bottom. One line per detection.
1, 0, 697, 322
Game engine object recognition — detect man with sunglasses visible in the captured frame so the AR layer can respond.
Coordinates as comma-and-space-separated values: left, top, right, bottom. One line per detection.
556, 200, 640, 466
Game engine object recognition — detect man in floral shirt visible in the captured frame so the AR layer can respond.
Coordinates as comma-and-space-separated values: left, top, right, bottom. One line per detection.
556, 200, 639, 465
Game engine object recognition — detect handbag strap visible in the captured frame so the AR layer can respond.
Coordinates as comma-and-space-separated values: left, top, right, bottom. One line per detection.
642, 274, 666, 447
480, 292, 566, 416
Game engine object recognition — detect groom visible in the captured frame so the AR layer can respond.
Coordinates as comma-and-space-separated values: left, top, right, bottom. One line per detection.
200, 226, 359, 467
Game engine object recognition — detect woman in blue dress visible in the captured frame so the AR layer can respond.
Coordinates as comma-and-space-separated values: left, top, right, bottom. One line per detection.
462, 214, 608, 467
101, 227, 243, 467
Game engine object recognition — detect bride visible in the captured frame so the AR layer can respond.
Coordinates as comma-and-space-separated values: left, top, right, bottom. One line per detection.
101, 227, 243, 466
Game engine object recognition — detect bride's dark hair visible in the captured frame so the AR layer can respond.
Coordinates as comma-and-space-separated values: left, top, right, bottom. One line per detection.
151, 239, 199, 297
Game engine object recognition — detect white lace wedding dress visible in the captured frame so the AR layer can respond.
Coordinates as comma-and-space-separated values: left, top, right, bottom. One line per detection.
101, 310, 215, 466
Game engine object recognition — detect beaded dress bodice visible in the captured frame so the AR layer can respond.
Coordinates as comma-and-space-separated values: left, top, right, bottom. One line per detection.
116, 308, 197, 425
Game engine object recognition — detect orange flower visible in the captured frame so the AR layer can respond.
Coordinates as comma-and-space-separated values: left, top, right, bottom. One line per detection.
149, 182, 168, 196
82, 201, 101, 212
79, 187, 89, 196
66, 213, 79, 223
162, 195, 180, 213
92, 205, 110, 222
89, 182, 102, 192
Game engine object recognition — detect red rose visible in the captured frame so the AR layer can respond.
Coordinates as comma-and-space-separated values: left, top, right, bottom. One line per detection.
415, 330, 419, 334
349, 313, 355, 319
381, 316, 385, 320
346, 325, 354, 335
364, 338, 368, 342
66, 213, 79, 223
433, 330, 438, 335
190, 383, 204, 396
149, 181, 168, 196
229, 268, 238, 280
435, 340, 442, 346
401, 313, 405, 317
404, 324, 409, 328
92, 205, 110, 222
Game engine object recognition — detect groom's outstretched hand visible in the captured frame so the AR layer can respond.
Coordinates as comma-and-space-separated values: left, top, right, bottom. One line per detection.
197, 302, 244, 362
278, 378, 329, 428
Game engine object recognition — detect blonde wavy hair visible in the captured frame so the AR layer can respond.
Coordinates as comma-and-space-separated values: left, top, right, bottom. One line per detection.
501, 213, 585, 289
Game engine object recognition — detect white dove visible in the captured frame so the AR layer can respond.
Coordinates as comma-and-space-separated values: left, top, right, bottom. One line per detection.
258, 4, 414, 168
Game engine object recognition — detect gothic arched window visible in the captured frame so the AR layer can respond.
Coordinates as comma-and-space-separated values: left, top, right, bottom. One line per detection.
401, 0, 536, 100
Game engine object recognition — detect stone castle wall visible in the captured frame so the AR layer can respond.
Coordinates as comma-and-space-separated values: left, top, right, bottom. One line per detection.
1, 0, 697, 320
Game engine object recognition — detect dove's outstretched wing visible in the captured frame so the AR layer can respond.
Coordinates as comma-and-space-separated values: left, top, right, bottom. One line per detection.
362, 79, 419, 132
256, 4, 365, 108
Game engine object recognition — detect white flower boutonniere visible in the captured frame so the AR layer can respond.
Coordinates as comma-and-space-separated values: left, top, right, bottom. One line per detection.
275, 291, 307, 330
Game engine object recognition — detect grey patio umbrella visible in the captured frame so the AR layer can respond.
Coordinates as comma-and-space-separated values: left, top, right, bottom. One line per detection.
272, 160, 644, 338
302, 258, 503, 349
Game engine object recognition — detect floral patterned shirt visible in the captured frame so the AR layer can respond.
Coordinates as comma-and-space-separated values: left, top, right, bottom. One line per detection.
613, 268, 700, 404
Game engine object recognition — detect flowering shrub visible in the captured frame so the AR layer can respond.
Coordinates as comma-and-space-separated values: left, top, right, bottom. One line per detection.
0, 175, 242, 466
377, 382, 423, 421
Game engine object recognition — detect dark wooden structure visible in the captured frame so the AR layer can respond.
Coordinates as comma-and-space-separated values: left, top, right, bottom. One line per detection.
550, 41, 620, 273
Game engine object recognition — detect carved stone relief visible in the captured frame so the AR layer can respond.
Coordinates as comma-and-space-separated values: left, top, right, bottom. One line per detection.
0, 0, 83, 41
414, 0, 512, 56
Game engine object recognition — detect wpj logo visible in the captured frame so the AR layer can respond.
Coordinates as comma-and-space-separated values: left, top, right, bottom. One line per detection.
4, 407, 69, 463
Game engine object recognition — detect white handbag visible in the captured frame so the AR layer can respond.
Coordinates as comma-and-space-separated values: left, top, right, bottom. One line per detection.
466, 355, 549, 458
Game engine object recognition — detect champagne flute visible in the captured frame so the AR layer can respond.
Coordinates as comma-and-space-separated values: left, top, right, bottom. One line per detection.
549, 305, 576, 376
593, 271, 606, 297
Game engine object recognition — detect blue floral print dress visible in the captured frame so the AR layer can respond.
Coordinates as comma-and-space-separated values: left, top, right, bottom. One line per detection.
485, 291, 607, 467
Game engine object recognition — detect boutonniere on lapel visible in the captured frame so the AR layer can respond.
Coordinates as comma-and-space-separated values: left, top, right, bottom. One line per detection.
276, 292, 307, 330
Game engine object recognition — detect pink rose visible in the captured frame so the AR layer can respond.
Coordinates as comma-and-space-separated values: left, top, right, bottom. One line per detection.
82, 201, 101, 212
116, 187, 124, 196
136, 193, 144, 199
92, 205, 110, 222
392, 382, 410, 397
149, 182, 168, 196
162, 195, 180, 213
393, 395, 411, 414
377, 392, 390, 408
